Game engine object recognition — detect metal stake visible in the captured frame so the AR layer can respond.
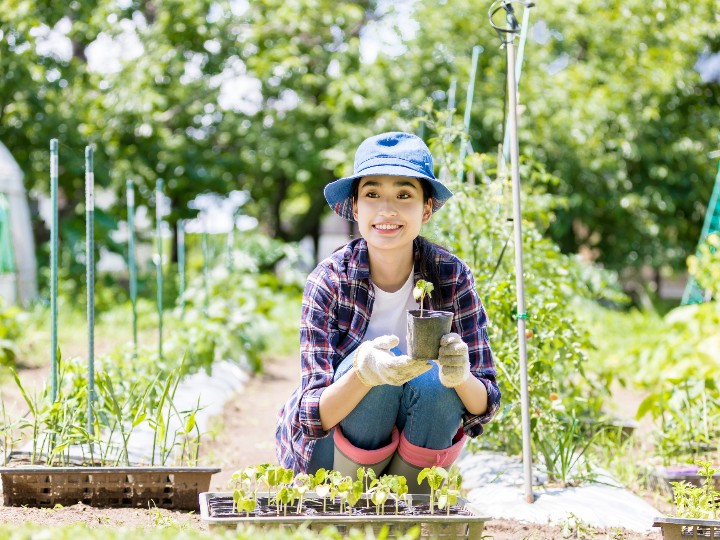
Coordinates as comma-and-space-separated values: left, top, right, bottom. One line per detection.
85, 145, 95, 433
126, 180, 138, 355
178, 219, 186, 313
458, 45, 483, 181
490, 0, 535, 504
155, 179, 164, 361
50, 140, 59, 402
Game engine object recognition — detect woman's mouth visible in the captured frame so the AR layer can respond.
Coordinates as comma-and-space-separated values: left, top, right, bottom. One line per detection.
373, 223, 402, 232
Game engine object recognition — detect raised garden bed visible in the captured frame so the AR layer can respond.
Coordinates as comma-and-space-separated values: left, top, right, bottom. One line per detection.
653, 517, 720, 539
200, 491, 489, 538
1, 466, 220, 510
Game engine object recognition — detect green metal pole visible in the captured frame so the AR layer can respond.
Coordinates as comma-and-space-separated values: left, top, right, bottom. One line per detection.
226, 225, 234, 273
458, 45, 482, 181
85, 145, 95, 433
446, 77, 457, 127
202, 227, 209, 317
126, 180, 138, 355
50, 139, 59, 402
177, 219, 186, 312
155, 179, 164, 361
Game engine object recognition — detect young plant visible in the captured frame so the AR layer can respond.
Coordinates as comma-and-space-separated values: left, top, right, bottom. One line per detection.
437, 465, 462, 516
413, 280, 434, 317
314, 468, 332, 513
385, 474, 409, 515
418, 466, 449, 515
369, 478, 391, 515
232, 487, 257, 517
671, 460, 719, 520
357, 467, 379, 508
294, 472, 312, 514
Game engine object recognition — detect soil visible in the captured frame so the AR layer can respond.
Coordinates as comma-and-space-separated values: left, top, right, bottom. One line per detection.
0, 354, 664, 538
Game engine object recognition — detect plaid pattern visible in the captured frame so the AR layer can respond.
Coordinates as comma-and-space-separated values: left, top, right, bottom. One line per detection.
275, 237, 501, 473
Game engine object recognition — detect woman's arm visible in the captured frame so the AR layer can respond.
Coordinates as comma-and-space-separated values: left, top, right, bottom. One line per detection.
453, 375, 489, 415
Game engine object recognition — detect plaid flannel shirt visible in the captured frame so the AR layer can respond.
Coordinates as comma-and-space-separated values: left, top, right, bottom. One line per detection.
275, 237, 501, 473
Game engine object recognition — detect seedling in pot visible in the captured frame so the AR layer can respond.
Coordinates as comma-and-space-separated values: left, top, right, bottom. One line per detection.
357, 466, 379, 508
413, 279, 434, 317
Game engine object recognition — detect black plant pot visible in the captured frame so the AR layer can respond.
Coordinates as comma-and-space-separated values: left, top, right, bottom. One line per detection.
407, 310, 453, 360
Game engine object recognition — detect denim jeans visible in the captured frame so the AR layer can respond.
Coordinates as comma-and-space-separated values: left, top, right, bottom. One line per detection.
307, 347, 465, 473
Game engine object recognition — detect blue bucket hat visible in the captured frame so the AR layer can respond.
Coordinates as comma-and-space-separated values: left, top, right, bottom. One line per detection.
324, 132, 454, 222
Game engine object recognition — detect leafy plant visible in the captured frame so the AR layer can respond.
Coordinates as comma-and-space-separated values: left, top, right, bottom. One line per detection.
412, 280, 434, 317
671, 460, 720, 520
418, 466, 450, 515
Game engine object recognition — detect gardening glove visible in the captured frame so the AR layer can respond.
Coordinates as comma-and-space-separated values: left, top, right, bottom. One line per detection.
353, 335, 432, 387
435, 333, 471, 388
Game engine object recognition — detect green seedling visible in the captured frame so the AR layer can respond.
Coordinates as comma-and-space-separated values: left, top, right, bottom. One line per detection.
672, 460, 719, 520
357, 467, 379, 508
314, 468, 332, 513
384, 474, 409, 515
294, 472, 312, 514
418, 465, 450, 515
437, 466, 462, 516
413, 280, 434, 317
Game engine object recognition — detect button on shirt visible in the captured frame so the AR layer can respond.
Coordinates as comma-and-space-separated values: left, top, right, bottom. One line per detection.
275, 237, 501, 473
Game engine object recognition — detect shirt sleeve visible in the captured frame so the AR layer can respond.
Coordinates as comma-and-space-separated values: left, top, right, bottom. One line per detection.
451, 263, 502, 437
297, 266, 339, 440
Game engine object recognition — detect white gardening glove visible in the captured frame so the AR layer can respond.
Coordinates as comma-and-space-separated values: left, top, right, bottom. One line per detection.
353, 335, 432, 387
435, 333, 470, 388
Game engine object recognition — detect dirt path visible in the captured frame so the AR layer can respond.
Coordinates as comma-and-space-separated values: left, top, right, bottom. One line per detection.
201, 354, 301, 490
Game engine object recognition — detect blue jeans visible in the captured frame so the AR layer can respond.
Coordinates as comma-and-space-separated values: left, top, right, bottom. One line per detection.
307, 347, 465, 473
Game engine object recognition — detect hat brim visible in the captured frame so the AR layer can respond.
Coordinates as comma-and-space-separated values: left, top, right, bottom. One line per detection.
324, 165, 453, 222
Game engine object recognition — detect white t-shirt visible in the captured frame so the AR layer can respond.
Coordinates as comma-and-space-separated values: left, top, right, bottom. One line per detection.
364, 271, 419, 355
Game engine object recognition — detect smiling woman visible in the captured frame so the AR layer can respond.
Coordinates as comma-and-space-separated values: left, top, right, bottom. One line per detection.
275, 132, 501, 494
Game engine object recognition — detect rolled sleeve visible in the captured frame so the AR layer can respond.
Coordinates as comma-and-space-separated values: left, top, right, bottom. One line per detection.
297, 268, 338, 439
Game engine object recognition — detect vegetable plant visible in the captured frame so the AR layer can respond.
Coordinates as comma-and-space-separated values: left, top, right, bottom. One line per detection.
671, 460, 719, 520
413, 280, 434, 317
418, 466, 450, 515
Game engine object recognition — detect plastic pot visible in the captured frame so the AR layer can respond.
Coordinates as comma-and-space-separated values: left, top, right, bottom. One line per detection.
407, 310, 453, 360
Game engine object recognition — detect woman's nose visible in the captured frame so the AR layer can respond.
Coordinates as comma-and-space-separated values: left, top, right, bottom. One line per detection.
377, 197, 398, 215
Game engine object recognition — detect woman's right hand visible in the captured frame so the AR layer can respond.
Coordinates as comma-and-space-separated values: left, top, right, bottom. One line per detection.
353, 335, 432, 387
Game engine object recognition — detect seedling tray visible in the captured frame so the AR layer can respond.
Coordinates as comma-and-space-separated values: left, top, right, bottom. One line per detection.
1, 466, 220, 510
200, 491, 490, 539
654, 517, 720, 539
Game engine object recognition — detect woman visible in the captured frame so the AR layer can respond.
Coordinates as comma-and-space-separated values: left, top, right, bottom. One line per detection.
276, 132, 501, 492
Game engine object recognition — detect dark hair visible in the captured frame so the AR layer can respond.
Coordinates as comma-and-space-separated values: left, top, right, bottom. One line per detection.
415, 236, 444, 309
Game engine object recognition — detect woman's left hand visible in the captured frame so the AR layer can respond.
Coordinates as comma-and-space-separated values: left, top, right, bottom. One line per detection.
435, 333, 470, 388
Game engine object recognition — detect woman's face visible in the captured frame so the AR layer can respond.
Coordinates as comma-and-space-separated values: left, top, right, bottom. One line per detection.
352, 175, 432, 254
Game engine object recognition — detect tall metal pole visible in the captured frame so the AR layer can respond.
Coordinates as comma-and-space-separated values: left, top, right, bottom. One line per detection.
50, 139, 59, 402
177, 219, 186, 313
155, 179, 164, 361
458, 45, 483, 181
126, 180, 138, 355
490, 0, 534, 504
85, 145, 95, 433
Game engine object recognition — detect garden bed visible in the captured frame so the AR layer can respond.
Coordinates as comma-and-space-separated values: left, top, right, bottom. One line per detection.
0, 466, 220, 510
653, 516, 720, 539
200, 491, 489, 538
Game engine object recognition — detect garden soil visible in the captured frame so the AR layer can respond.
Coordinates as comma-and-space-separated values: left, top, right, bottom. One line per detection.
1, 355, 663, 539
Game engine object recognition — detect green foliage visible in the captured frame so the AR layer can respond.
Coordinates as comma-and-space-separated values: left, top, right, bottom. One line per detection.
687, 232, 720, 299
0, 523, 417, 540
581, 299, 720, 464
398, 0, 720, 271
672, 460, 719, 520
424, 115, 622, 460
0, 297, 22, 367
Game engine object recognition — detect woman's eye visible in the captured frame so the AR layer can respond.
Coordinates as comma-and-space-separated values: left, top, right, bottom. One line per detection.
365, 192, 378, 198
398, 192, 411, 199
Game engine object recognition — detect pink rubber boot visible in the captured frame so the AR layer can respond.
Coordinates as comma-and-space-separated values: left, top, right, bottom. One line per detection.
332, 426, 400, 478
